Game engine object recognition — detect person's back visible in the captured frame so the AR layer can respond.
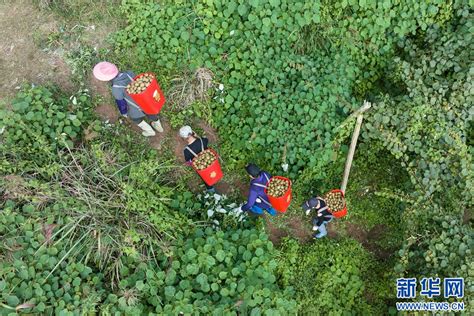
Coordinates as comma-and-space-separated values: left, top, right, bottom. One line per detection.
249, 170, 271, 201
180, 126, 215, 193
241, 164, 277, 216
183, 137, 209, 162
302, 196, 334, 239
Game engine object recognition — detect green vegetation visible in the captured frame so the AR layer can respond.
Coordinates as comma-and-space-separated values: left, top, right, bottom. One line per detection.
1, 0, 473, 315
278, 238, 388, 314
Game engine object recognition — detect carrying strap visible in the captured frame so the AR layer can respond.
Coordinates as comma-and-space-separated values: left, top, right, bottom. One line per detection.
185, 138, 204, 158
315, 197, 329, 214
252, 172, 271, 189
112, 73, 141, 110
252, 172, 272, 207
259, 197, 272, 206
112, 72, 134, 88
318, 206, 329, 213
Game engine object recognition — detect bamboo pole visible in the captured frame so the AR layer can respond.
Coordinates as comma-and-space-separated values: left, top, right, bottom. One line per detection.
341, 100, 371, 193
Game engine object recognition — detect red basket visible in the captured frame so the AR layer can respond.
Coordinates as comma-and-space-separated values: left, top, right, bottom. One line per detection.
264, 176, 292, 213
326, 189, 347, 218
191, 149, 223, 186
127, 73, 166, 115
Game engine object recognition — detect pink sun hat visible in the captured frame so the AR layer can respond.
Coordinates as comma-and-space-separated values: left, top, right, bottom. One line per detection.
93, 61, 119, 81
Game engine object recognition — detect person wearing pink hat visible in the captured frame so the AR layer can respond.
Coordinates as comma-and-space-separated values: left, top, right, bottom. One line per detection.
93, 61, 163, 137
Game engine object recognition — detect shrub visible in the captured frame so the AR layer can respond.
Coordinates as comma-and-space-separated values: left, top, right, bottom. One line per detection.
0, 204, 105, 315
277, 237, 387, 314
104, 227, 297, 315
0, 86, 93, 178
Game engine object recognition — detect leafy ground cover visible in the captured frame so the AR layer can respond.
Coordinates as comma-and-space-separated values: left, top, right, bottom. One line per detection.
0, 0, 473, 315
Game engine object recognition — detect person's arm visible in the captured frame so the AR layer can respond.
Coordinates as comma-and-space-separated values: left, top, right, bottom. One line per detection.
115, 99, 128, 115
320, 209, 334, 221
203, 137, 209, 149
112, 87, 128, 116
312, 216, 325, 229
184, 148, 193, 164
241, 186, 258, 211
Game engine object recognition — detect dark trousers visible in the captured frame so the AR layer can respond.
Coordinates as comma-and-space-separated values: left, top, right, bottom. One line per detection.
131, 114, 159, 124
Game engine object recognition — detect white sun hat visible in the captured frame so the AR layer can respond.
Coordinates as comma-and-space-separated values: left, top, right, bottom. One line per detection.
179, 126, 193, 138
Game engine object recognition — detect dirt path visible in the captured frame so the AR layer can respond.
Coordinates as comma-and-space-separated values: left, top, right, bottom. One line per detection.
0, 1, 73, 101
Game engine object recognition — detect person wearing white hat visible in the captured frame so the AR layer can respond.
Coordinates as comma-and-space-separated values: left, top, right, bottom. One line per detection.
179, 125, 216, 193
93, 61, 164, 137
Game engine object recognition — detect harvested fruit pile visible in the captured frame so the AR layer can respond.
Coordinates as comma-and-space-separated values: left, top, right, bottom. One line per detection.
267, 178, 289, 197
323, 191, 345, 212
127, 73, 154, 95
193, 150, 216, 170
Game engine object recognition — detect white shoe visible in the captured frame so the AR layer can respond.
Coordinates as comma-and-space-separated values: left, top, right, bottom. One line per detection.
151, 120, 164, 133
137, 121, 156, 137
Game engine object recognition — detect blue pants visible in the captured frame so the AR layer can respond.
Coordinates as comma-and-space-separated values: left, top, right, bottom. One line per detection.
313, 217, 333, 238
250, 205, 277, 216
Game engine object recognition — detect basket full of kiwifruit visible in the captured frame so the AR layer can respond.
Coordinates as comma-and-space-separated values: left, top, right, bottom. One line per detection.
126, 72, 166, 115
264, 176, 292, 213
191, 149, 223, 186
323, 189, 347, 218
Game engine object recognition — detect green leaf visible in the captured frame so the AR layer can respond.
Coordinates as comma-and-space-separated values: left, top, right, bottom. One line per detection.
164, 286, 176, 297
181, 31, 190, 41
269, 0, 280, 7
216, 250, 226, 262
25, 112, 35, 120
249, 0, 260, 7
187, 249, 198, 260
237, 4, 248, 16
170, 38, 179, 46
231, 267, 240, 276
220, 288, 230, 297
196, 273, 207, 285
6, 295, 19, 307
136, 280, 145, 291
37, 302, 46, 312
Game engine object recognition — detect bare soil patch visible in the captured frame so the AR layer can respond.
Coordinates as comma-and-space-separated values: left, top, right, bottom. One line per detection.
214, 181, 232, 195
0, 0, 72, 101
287, 216, 312, 243
264, 217, 289, 246
95, 103, 119, 123
346, 223, 394, 261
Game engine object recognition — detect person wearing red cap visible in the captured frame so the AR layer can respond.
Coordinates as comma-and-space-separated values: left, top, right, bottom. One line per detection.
93, 61, 163, 137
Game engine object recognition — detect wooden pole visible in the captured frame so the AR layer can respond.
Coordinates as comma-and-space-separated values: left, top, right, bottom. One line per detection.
341, 100, 371, 193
